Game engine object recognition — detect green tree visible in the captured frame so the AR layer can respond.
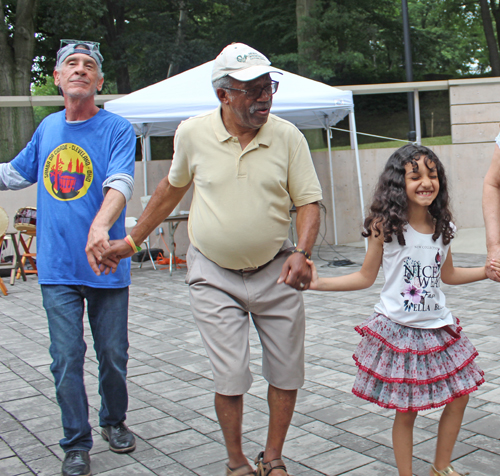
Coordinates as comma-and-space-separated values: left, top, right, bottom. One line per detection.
0, 0, 37, 162
34, 0, 239, 92
31, 75, 62, 126
291, 0, 489, 85
479, 0, 500, 75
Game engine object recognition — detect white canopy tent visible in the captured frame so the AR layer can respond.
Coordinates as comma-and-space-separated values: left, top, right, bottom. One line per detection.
105, 60, 363, 244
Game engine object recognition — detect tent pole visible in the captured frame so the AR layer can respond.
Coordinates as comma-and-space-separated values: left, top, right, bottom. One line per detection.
140, 135, 147, 196
140, 133, 157, 269
327, 126, 338, 245
144, 135, 152, 196
349, 110, 367, 251
414, 89, 421, 145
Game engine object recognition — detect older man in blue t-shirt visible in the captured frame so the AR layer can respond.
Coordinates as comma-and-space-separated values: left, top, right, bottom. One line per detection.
0, 40, 136, 476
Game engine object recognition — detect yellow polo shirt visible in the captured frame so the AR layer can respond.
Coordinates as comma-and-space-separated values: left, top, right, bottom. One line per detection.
168, 106, 323, 270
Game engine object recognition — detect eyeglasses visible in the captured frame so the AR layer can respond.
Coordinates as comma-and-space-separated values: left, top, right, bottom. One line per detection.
224, 81, 279, 100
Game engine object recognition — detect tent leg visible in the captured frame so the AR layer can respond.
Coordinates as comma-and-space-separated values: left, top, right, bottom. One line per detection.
326, 127, 338, 245
140, 136, 147, 197
349, 113, 356, 150
139, 134, 157, 270
414, 89, 421, 145
348, 110, 367, 251
143, 135, 152, 196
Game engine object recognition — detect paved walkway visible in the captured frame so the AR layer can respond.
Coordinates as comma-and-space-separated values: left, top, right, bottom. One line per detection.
1, 246, 499, 476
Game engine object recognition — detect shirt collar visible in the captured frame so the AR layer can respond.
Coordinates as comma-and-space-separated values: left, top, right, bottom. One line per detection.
212, 105, 274, 147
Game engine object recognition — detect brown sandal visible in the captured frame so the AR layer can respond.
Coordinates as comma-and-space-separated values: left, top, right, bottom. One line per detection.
254, 451, 290, 476
225, 463, 256, 476
430, 464, 469, 476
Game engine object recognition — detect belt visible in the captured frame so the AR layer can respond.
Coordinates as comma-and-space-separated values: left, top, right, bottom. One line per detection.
235, 245, 295, 273
239, 263, 270, 273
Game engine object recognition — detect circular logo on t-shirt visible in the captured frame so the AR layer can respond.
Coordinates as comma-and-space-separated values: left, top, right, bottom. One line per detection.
43, 143, 93, 201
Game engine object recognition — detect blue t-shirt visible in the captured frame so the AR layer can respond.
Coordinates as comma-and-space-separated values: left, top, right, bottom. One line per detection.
11, 109, 136, 288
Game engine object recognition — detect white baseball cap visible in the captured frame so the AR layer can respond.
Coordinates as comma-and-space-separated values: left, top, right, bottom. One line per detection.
212, 43, 282, 82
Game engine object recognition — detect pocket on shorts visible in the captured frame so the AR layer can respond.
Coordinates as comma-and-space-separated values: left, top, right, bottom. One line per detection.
185, 245, 199, 284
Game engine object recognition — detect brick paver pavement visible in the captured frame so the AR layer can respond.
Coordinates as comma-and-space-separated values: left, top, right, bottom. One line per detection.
1, 246, 498, 476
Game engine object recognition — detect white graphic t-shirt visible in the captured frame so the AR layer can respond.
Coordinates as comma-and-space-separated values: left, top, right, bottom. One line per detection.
374, 224, 455, 328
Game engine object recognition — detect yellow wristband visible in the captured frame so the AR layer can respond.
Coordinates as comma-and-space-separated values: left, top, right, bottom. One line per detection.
125, 235, 141, 252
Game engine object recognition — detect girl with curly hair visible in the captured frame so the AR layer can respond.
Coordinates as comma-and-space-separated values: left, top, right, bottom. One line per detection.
308, 144, 490, 476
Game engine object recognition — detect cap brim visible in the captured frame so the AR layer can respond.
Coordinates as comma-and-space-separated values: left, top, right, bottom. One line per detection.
228, 65, 282, 82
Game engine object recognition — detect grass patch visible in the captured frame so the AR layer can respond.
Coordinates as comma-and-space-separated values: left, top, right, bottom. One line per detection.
312, 135, 452, 152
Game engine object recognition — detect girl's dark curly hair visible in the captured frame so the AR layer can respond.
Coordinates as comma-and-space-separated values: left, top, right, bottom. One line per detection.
362, 144, 454, 245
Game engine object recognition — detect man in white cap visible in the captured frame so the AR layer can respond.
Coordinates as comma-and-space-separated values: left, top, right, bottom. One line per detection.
102, 43, 322, 476
0, 40, 136, 476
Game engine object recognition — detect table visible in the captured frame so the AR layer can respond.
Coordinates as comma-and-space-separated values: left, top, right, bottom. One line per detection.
0, 232, 26, 296
16, 230, 37, 279
162, 214, 189, 275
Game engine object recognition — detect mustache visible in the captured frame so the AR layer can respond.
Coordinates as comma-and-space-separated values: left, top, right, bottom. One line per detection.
249, 102, 271, 114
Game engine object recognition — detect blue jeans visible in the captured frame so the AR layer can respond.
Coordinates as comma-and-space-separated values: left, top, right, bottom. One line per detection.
41, 285, 129, 452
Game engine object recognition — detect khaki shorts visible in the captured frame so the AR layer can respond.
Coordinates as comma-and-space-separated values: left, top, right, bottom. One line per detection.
186, 243, 305, 395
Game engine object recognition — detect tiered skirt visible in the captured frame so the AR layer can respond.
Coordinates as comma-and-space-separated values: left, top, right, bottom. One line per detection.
352, 313, 485, 412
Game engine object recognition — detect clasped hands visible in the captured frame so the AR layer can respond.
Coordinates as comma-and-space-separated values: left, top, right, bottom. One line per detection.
86, 232, 134, 276
486, 246, 500, 282
277, 252, 315, 291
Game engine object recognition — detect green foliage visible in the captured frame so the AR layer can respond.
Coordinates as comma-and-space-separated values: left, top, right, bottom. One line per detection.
7, 0, 500, 93
31, 75, 63, 126
33, 0, 242, 92
294, 0, 490, 85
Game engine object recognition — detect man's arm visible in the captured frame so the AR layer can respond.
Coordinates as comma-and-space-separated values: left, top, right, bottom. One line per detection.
277, 202, 320, 290
86, 188, 126, 275
99, 177, 191, 271
0, 163, 34, 190
483, 144, 500, 281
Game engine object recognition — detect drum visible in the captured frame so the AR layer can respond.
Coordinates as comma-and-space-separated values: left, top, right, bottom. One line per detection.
14, 207, 37, 234
0, 207, 8, 236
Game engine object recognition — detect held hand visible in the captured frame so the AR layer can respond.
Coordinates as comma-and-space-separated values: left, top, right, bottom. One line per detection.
487, 258, 500, 282
305, 259, 319, 290
486, 248, 500, 282
100, 239, 136, 270
86, 225, 112, 276
277, 252, 312, 291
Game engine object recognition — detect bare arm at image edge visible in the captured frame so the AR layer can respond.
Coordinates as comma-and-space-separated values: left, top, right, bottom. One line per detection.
483, 144, 500, 281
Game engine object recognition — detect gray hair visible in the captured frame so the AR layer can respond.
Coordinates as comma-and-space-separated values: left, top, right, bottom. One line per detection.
212, 75, 234, 96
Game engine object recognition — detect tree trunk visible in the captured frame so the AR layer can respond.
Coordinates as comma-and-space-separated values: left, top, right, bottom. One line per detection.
490, 0, 500, 62
0, 0, 37, 163
479, 0, 500, 76
102, 0, 132, 94
167, 2, 187, 78
296, 0, 316, 78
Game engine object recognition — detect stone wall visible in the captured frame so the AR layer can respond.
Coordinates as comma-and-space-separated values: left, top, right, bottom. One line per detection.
450, 78, 500, 144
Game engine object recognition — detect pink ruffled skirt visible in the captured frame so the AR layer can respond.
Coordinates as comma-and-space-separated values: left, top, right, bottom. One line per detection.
352, 313, 484, 412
